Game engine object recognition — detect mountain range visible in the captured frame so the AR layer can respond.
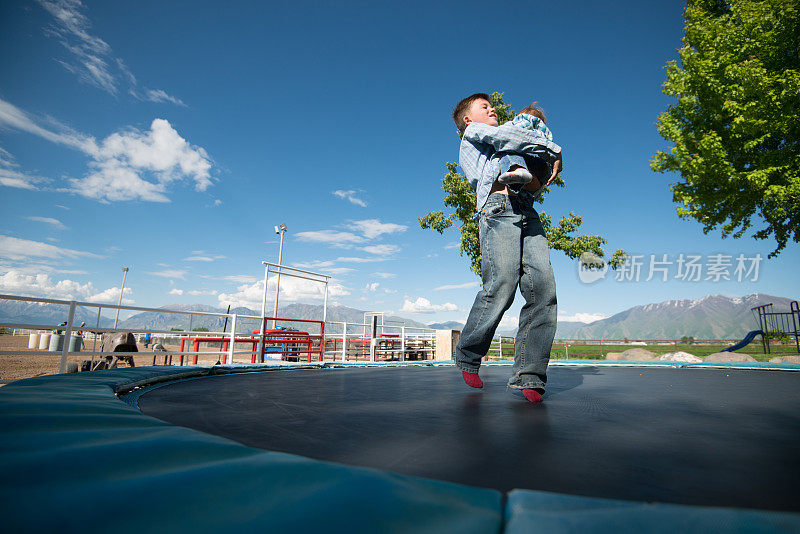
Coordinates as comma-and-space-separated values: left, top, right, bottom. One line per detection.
553, 293, 796, 340
116, 302, 430, 334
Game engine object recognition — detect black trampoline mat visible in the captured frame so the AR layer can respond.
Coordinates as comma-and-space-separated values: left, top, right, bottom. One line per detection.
137, 365, 800, 511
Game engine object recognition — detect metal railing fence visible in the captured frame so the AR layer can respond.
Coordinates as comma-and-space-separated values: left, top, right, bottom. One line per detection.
322, 321, 436, 362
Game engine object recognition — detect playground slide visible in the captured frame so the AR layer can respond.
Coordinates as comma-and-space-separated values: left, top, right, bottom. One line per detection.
722, 330, 764, 352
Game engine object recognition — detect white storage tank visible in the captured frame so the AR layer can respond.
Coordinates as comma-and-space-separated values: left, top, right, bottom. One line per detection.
28, 333, 40, 349
48, 334, 63, 352
38, 333, 51, 350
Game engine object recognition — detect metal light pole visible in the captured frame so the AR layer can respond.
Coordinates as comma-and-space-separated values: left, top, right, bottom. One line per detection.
113, 267, 129, 329
272, 224, 287, 328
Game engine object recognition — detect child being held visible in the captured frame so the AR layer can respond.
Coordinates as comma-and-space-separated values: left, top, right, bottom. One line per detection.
494, 103, 554, 196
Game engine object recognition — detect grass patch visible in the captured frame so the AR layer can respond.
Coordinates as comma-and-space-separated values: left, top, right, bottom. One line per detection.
487, 341, 798, 362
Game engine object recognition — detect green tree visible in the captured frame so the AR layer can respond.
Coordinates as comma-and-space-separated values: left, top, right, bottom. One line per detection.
652, 0, 800, 257
420, 92, 626, 277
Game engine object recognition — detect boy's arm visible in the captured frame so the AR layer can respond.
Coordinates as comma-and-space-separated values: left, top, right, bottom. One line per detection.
462, 122, 561, 162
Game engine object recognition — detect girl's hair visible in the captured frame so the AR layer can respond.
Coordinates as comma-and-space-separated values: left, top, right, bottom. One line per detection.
520, 102, 546, 123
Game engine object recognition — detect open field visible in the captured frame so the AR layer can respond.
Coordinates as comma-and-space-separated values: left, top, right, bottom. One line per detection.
489, 340, 799, 362
0, 334, 245, 384
547, 342, 797, 362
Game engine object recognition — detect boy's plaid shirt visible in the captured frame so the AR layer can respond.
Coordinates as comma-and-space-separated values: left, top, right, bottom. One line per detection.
458, 122, 561, 211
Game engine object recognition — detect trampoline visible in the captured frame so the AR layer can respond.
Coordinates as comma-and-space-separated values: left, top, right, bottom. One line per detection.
4, 362, 800, 532
133, 363, 800, 513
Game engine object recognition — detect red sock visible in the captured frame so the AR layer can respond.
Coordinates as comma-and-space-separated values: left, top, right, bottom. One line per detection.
462, 371, 483, 389
523, 389, 543, 403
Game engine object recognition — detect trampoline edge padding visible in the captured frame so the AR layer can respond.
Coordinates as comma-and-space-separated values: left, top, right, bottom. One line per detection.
504, 490, 800, 533
2, 365, 800, 533
0, 366, 502, 534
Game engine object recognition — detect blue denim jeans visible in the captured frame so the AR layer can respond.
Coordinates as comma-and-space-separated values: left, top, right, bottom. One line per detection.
455, 192, 558, 391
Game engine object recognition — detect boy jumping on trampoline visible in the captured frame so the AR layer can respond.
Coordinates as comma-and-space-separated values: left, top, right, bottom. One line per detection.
451, 93, 562, 403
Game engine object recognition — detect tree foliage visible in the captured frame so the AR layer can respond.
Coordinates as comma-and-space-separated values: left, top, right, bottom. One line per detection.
420, 92, 626, 277
652, 0, 800, 257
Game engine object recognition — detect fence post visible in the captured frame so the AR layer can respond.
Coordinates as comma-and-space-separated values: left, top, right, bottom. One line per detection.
91, 306, 101, 356
341, 322, 347, 362
227, 314, 237, 364
370, 315, 377, 362
59, 301, 77, 374
400, 326, 406, 362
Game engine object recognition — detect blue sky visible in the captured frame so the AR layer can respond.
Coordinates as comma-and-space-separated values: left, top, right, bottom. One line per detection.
0, 0, 797, 327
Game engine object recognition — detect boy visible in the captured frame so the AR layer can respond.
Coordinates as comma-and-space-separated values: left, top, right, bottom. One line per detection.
451, 93, 562, 403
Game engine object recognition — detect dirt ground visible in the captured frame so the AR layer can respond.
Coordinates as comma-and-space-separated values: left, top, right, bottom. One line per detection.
0, 334, 260, 385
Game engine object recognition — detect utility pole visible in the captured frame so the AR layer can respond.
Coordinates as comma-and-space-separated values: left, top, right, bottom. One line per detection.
273, 224, 287, 329
113, 267, 129, 329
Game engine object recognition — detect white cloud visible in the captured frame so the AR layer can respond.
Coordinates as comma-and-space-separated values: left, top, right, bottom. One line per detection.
0, 269, 132, 303
36, 0, 184, 105
25, 216, 67, 230
218, 276, 350, 310
350, 219, 407, 238
335, 256, 387, 263
0, 99, 213, 203
444, 242, 460, 250
184, 254, 225, 262
291, 261, 354, 276
372, 272, 396, 279
434, 281, 480, 291
292, 260, 334, 269
323, 267, 355, 275
296, 230, 365, 246
366, 282, 380, 292
139, 88, 186, 107
168, 288, 217, 296
361, 244, 401, 256
71, 118, 213, 202
89, 286, 133, 303
0, 149, 46, 190
333, 190, 367, 207
187, 289, 218, 296
558, 312, 608, 323
54, 204, 69, 210
0, 99, 93, 151
400, 297, 458, 314
0, 263, 87, 276
199, 274, 258, 284
498, 314, 518, 331
0, 235, 101, 261
147, 269, 187, 279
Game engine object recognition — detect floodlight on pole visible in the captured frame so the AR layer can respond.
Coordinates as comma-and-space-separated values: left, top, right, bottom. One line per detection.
273, 224, 287, 328
113, 267, 129, 329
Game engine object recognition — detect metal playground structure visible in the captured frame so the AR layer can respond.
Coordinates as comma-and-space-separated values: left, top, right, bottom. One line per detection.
750, 301, 800, 354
